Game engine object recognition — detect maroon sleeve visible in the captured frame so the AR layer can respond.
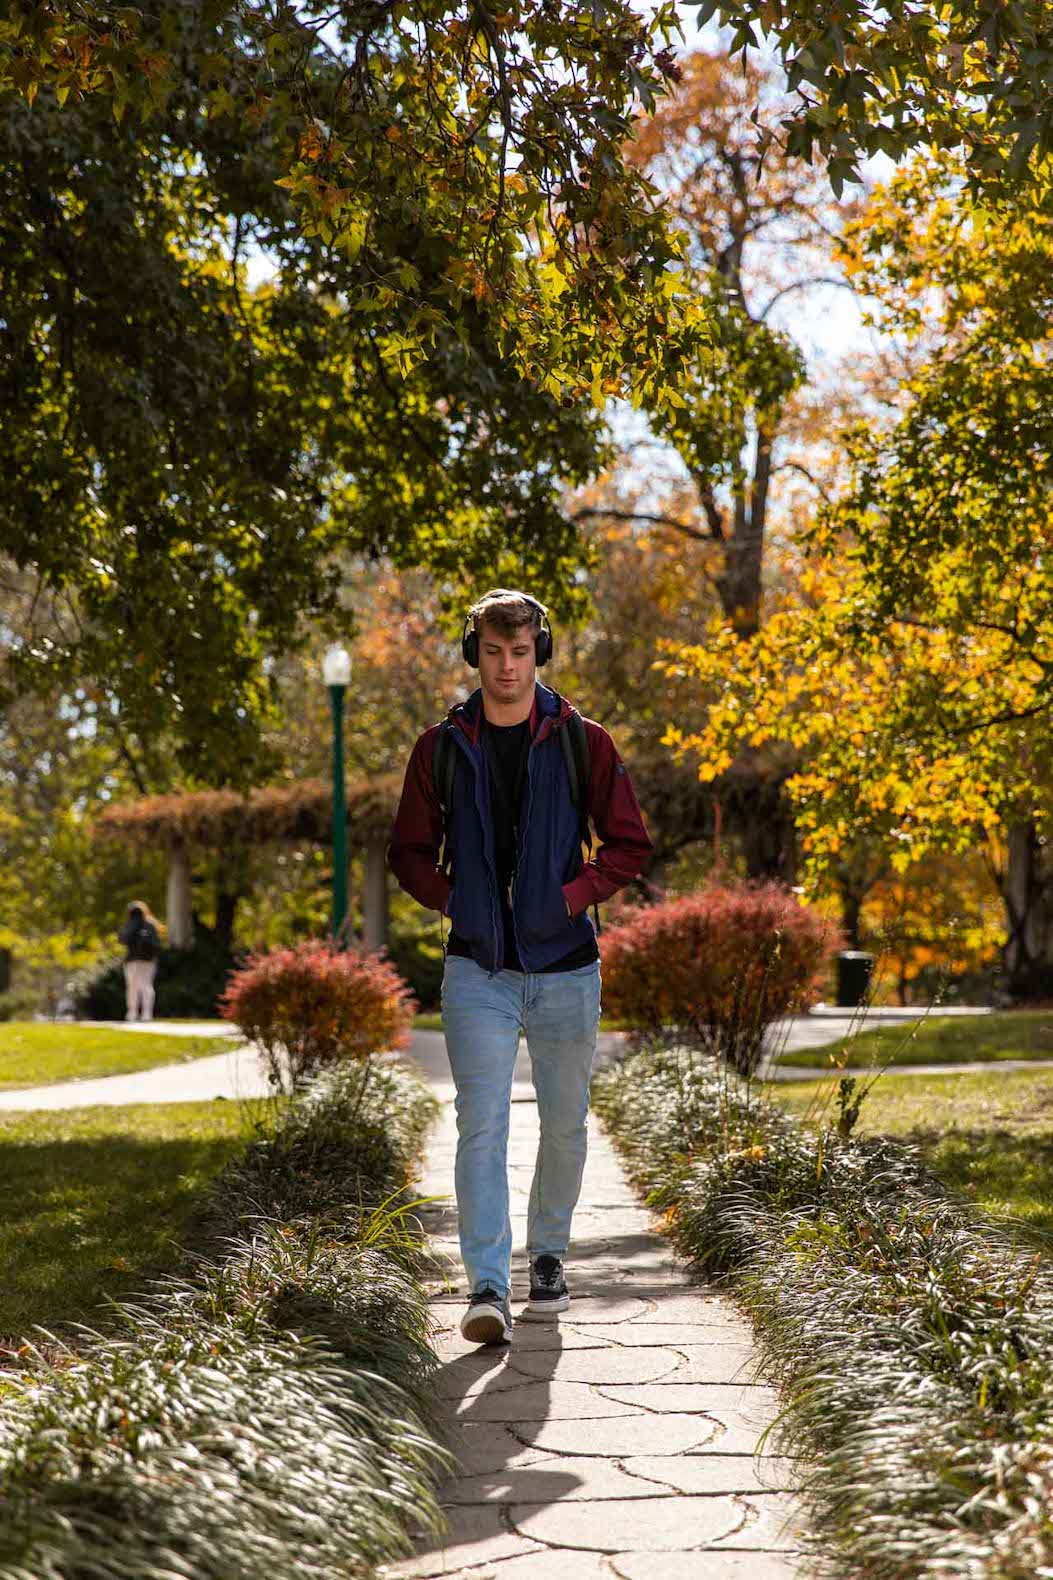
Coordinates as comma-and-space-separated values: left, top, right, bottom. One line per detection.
562, 719, 654, 917
386, 726, 454, 915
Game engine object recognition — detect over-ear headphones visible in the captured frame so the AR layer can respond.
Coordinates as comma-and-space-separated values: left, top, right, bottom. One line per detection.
462, 593, 553, 669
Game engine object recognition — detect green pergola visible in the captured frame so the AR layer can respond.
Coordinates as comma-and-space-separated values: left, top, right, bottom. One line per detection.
96, 777, 401, 949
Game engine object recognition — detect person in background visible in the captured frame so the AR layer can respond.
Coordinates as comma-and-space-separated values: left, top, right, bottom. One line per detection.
118, 900, 162, 1022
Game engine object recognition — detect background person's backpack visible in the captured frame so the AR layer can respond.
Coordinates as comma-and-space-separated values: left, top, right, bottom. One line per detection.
432, 712, 600, 931
128, 920, 160, 962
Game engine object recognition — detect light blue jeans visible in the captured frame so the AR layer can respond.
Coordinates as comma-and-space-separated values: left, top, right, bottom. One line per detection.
440, 953, 602, 1297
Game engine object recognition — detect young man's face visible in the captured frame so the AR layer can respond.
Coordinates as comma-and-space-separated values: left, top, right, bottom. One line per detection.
476, 619, 536, 708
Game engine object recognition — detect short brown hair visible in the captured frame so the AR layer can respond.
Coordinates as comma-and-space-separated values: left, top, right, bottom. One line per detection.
468, 588, 545, 640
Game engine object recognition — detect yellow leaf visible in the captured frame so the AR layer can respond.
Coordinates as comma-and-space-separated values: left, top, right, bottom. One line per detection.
538, 261, 568, 300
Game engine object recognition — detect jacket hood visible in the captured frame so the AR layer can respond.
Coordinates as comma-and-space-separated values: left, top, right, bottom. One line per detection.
447, 681, 575, 746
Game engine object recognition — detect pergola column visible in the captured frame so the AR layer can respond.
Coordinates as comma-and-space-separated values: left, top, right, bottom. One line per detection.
362, 835, 389, 952
166, 839, 194, 949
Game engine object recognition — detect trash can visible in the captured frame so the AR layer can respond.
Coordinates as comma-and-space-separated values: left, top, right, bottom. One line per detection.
835, 950, 874, 1008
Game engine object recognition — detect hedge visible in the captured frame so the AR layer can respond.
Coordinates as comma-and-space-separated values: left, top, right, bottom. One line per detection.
593, 1047, 1053, 1580
0, 1058, 451, 1580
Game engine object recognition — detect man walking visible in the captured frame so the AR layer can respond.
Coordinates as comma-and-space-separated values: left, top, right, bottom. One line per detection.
387, 588, 654, 1345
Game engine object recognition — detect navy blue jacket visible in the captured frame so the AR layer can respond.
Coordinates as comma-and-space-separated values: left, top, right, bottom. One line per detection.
387, 683, 654, 975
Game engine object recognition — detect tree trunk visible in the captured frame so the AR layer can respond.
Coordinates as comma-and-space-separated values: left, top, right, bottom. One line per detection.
166, 841, 193, 949
838, 883, 863, 951
712, 425, 773, 640
738, 784, 798, 884
718, 437, 798, 876
214, 890, 238, 953
1001, 817, 1052, 1000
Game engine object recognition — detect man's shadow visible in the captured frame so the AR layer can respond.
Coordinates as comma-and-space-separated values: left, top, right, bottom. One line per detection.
408, 1195, 672, 1567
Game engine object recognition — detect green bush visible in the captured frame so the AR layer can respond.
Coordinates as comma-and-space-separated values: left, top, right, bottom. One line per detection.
594, 1047, 1053, 1580
209, 1056, 438, 1237
0, 1060, 450, 1580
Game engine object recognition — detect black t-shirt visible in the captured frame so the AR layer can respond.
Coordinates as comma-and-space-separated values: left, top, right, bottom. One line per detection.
446, 716, 599, 973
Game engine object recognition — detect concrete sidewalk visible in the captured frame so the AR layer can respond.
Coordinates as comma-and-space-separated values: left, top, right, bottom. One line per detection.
74, 1020, 239, 1037
0, 1040, 273, 1111
385, 1078, 807, 1579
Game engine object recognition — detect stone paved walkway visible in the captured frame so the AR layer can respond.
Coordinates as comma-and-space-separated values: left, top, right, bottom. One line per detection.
385, 1076, 807, 1579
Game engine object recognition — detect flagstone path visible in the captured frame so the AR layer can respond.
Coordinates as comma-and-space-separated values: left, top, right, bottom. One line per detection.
384, 1063, 809, 1580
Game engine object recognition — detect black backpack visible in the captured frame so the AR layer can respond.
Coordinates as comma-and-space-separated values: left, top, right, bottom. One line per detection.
431, 711, 600, 930
128, 920, 159, 962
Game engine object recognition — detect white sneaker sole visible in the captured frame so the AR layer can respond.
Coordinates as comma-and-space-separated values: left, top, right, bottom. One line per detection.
522, 1292, 570, 1319
460, 1304, 513, 1345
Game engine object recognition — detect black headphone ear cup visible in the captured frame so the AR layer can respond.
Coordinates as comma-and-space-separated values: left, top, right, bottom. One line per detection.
463, 628, 479, 668
535, 628, 552, 667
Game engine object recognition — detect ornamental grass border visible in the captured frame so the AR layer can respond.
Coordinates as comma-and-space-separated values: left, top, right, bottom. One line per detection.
593, 1046, 1053, 1580
0, 1059, 453, 1580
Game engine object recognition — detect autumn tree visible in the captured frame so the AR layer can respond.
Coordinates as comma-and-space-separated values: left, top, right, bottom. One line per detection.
657, 152, 1053, 997
14, 3, 1051, 201
626, 49, 864, 637
1, 0, 702, 404
578, 48, 867, 881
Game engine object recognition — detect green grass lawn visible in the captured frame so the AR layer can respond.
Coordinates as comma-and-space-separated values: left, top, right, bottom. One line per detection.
775, 1065, 1053, 1243
0, 1096, 277, 1354
775, 1009, 1053, 1070
0, 1023, 236, 1090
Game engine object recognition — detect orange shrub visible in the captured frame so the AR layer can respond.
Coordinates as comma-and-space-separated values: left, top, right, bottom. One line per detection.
600, 882, 838, 1076
220, 941, 417, 1093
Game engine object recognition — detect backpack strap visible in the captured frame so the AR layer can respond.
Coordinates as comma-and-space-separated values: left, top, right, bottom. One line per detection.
559, 713, 591, 853
431, 720, 457, 877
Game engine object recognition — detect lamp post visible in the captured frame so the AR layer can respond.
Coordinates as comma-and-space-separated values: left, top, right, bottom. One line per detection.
322, 644, 352, 942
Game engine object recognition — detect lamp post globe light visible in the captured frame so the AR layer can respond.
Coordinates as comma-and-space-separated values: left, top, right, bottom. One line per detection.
322, 644, 352, 942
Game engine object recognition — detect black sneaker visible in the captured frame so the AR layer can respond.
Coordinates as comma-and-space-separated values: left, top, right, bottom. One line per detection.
525, 1254, 570, 1318
460, 1287, 513, 1345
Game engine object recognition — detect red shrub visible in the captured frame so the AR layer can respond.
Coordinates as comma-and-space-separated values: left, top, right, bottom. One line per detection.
600, 882, 838, 1076
220, 941, 417, 1093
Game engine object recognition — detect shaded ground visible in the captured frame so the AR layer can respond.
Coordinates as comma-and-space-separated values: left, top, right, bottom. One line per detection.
0, 1095, 275, 1356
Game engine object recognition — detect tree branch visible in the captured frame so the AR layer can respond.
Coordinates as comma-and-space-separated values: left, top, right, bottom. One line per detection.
572, 505, 708, 537
771, 457, 832, 505
758, 276, 857, 321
